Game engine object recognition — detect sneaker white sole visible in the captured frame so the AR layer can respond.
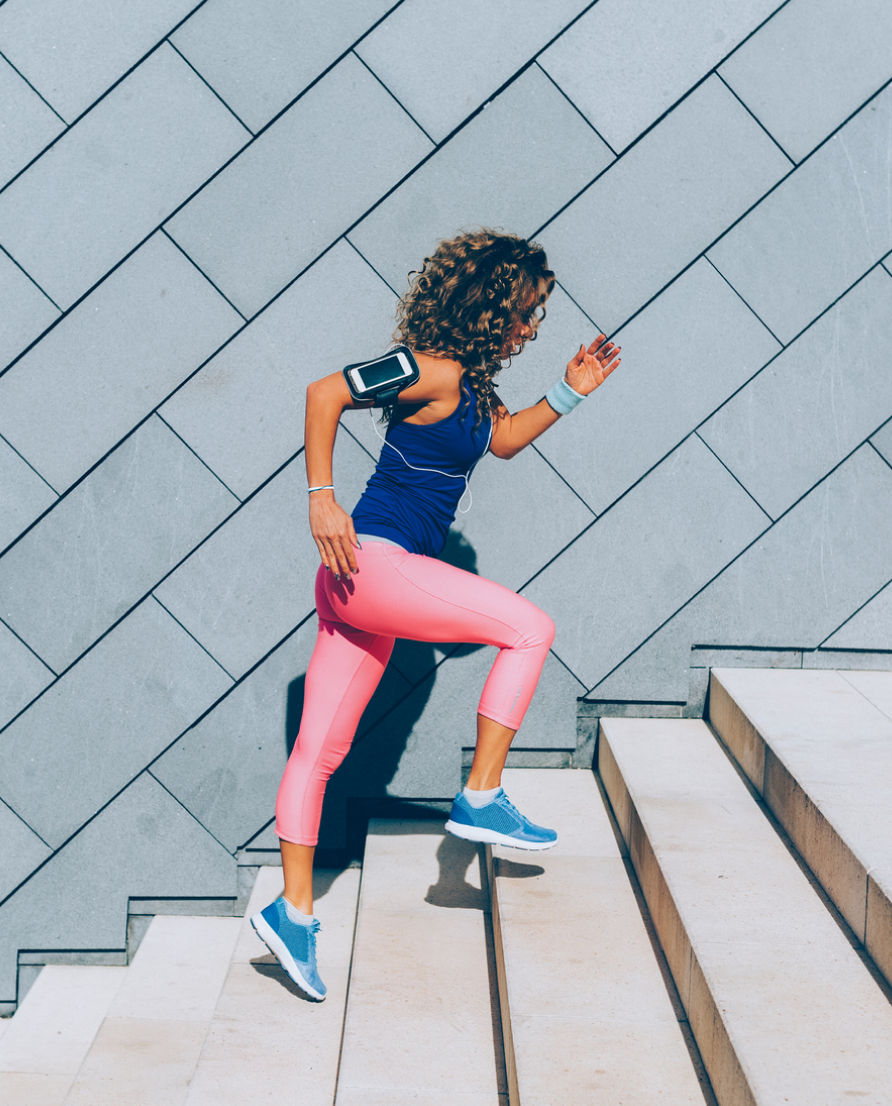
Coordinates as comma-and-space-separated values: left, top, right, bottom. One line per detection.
250, 913, 326, 1001
444, 819, 558, 851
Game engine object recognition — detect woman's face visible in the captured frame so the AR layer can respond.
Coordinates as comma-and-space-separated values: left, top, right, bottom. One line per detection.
502, 280, 549, 357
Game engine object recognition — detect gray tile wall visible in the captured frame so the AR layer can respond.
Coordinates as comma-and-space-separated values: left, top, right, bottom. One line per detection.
2, 1, 891, 1005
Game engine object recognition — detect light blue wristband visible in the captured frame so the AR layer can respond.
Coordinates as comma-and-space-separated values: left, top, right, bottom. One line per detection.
545, 376, 587, 416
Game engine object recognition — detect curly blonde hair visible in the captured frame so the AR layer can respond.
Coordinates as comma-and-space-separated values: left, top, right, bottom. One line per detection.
392, 229, 555, 424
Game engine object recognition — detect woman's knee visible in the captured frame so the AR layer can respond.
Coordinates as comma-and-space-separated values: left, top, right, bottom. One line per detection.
519, 602, 555, 652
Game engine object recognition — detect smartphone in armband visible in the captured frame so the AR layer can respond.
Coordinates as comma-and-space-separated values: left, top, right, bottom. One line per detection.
343, 346, 420, 407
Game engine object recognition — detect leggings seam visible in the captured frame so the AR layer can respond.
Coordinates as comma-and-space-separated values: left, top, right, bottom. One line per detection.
279, 631, 392, 845
381, 554, 531, 647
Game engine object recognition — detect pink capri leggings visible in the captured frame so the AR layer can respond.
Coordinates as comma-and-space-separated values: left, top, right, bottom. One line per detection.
275, 541, 555, 845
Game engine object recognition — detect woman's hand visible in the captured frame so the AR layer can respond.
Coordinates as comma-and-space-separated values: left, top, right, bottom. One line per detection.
309, 491, 360, 580
565, 334, 621, 396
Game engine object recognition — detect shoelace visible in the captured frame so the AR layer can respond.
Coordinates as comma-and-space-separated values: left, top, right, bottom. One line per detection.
496, 793, 525, 823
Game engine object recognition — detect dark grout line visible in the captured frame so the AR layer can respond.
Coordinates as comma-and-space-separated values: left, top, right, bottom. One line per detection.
552, 278, 601, 332
0, 441, 315, 737
527, 442, 598, 519
149, 595, 235, 681
869, 437, 892, 474
0, 243, 61, 313
159, 227, 247, 321
0, 601, 320, 910
0, 0, 215, 201
815, 573, 892, 649
715, 70, 795, 166
0, 614, 56, 679
0, 795, 52, 851
581, 433, 890, 696
0, 48, 68, 125
166, 37, 254, 136
703, 254, 785, 347
694, 430, 774, 523
154, 411, 243, 502
344, 236, 400, 297
0, 430, 59, 497
352, 50, 436, 145
147, 769, 236, 856
691, 261, 890, 435
534, 60, 617, 155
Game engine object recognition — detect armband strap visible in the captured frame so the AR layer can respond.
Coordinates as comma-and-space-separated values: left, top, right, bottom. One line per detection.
308, 485, 334, 494
545, 377, 587, 416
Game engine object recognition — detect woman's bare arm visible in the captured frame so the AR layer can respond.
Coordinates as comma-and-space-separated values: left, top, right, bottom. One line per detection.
489, 335, 620, 459
304, 358, 461, 579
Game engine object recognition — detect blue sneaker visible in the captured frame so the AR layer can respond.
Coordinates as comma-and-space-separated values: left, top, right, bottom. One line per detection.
445, 789, 558, 850
250, 898, 326, 1001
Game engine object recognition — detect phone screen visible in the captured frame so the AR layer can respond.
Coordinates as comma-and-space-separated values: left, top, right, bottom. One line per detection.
354, 355, 409, 390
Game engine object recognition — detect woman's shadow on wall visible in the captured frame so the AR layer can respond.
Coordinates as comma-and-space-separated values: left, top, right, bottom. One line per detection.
283, 531, 488, 857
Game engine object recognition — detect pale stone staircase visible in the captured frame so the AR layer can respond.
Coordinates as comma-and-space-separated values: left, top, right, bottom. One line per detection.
3, 668, 892, 1105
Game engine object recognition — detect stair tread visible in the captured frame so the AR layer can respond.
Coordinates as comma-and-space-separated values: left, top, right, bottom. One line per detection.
601, 716, 892, 1104
61, 913, 241, 1106
335, 819, 505, 1105
184, 865, 360, 1106
492, 768, 704, 1106
0, 964, 125, 1106
712, 667, 892, 871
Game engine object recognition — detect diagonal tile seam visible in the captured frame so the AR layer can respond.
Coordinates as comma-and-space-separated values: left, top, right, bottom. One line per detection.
0, 762, 234, 913
0, 46, 68, 125
534, 60, 618, 155
694, 431, 775, 523
0, 427, 59, 496
0, 1, 606, 380
577, 434, 892, 697
0, 0, 212, 196
714, 69, 796, 165
0, 793, 51, 850
3, 250, 888, 730
166, 37, 254, 136
0, 613, 56, 676
0, 442, 316, 733
351, 49, 435, 144
344, 236, 400, 297
532, 71, 892, 342
4, 3, 889, 401
150, 594, 236, 682
534, 258, 892, 532
0, 608, 324, 910
158, 226, 247, 322
816, 575, 892, 652
0, 240, 60, 312
154, 410, 243, 502
703, 253, 784, 347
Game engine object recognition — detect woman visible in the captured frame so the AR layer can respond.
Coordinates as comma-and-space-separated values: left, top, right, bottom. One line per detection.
251, 229, 620, 1000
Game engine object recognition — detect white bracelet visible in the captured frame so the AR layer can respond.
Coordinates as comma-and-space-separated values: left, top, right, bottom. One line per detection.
545, 377, 587, 416
307, 485, 334, 494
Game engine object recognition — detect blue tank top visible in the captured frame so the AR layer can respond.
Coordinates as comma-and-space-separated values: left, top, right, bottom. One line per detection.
352, 385, 492, 557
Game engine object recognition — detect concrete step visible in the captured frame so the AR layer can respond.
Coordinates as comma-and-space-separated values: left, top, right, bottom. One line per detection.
184, 864, 361, 1105
709, 667, 892, 987
61, 913, 241, 1105
489, 767, 706, 1106
335, 818, 505, 1105
599, 717, 892, 1106
0, 964, 126, 1106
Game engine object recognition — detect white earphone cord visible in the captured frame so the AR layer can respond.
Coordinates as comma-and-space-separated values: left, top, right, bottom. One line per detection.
369, 408, 492, 515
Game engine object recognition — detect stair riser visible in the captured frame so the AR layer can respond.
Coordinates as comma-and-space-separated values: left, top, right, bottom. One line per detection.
601, 738, 755, 1106
709, 672, 890, 986
487, 850, 520, 1106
